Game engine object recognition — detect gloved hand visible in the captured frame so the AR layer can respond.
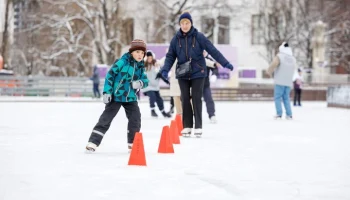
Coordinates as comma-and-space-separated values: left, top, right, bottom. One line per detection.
155, 73, 170, 85
225, 63, 234, 71
161, 70, 168, 80
132, 80, 143, 89
162, 78, 170, 85
103, 93, 112, 104
155, 72, 162, 80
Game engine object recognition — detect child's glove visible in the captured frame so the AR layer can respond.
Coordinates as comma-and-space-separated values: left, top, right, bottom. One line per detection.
103, 93, 112, 104
132, 80, 143, 89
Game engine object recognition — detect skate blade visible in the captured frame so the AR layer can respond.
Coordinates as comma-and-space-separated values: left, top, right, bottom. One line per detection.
194, 134, 202, 138
85, 149, 95, 154
85, 147, 96, 154
182, 133, 191, 138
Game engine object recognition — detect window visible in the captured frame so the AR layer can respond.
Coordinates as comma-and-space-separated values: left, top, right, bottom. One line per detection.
201, 17, 215, 43
13, 1, 25, 31
251, 14, 263, 45
218, 16, 230, 44
268, 13, 284, 41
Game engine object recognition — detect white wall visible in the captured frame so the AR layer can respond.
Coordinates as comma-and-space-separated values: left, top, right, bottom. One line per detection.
229, 0, 269, 81
191, 0, 269, 81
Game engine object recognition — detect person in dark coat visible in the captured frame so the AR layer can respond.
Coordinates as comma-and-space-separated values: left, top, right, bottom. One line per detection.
159, 11, 234, 137
91, 65, 101, 98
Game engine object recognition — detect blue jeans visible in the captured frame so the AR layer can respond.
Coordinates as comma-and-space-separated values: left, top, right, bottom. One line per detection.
144, 91, 164, 111
93, 83, 100, 98
274, 85, 292, 117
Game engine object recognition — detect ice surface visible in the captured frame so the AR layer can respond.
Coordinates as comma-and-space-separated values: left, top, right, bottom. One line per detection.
0, 100, 350, 200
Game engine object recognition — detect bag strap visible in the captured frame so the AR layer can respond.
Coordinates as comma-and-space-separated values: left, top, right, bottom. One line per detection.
188, 36, 195, 62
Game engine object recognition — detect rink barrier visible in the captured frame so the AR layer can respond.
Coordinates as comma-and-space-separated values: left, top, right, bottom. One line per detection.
327, 85, 350, 109
0, 76, 326, 101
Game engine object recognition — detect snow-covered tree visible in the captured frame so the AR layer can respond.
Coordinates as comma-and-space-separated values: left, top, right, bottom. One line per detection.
327, 0, 350, 75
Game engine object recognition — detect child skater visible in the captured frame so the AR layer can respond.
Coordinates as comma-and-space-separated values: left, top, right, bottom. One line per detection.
86, 39, 149, 153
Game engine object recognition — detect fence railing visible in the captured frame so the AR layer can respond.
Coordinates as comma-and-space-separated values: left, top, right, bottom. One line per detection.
0, 76, 328, 101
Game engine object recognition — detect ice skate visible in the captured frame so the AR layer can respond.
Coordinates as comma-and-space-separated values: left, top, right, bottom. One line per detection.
128, 143, 133, 153
286, 116, 293, 120
274, 115, 282, 120
181, 128, 192, 137
151, 109, 158, 118
210, 116, 217, 124
194, 128, 202, 138
85, 142, 97, 153
161, 110, 172, 118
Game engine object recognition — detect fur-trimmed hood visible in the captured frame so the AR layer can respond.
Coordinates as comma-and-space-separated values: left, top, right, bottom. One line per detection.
279, 42, 293, 56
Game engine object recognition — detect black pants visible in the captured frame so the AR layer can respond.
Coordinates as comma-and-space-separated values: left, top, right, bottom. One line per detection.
93, 83, 100, 98
294, 88, 302, 105
178, 78, 205, 129
170, 97, 174, 108
203, 77, 215, 118
145, 91, 165, 111
88, 101, 141, 146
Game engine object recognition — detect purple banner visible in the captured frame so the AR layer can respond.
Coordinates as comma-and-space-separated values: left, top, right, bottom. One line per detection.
96, 64, 109, 78
239, 70, 256, 78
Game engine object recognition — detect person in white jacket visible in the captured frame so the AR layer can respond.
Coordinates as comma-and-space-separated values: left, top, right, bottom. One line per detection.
157, 50, 182, 115
267, 42, 296, 120
141, 51, 171, 118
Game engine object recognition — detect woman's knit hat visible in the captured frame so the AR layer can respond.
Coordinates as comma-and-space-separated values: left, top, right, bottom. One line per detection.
179, 11, 193, 24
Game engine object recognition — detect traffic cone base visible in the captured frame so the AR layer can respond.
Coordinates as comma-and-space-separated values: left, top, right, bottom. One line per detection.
175, 114, 183, 136
170, 120, 180, 144
158, 126, 174, 153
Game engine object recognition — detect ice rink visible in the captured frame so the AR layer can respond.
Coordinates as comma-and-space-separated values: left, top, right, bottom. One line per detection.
1, 100, 350, 200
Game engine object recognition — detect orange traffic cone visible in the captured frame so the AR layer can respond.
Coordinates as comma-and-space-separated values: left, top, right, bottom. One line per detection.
175, 114, 183, 136
128, 132, 147, 166
158, 126, 174, 153
170, 120, 180, 144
